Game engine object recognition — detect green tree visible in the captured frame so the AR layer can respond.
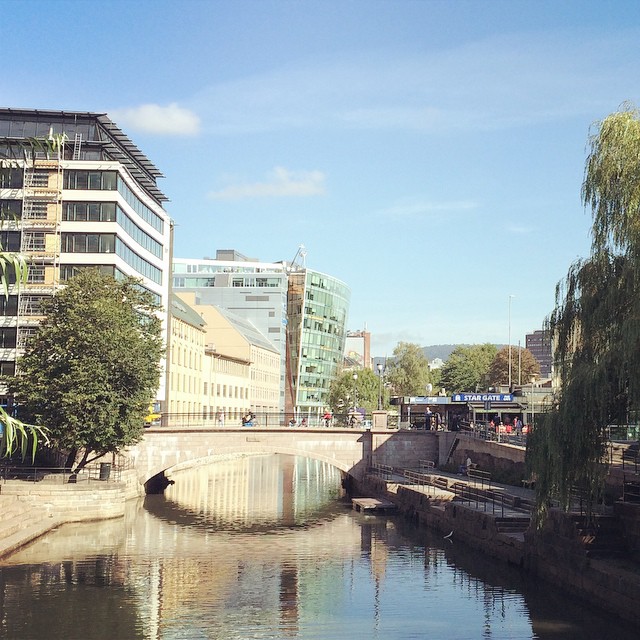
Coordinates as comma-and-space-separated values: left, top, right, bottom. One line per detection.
487, 346, 540, 388
7, 270, 164, 472
385, 342, 430, 396
528, 105, 640, 523
328, 368, 380, 414
439, 344, 497, 393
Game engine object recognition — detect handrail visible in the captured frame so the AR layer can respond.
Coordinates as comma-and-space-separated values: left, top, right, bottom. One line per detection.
0, 462, 121, 484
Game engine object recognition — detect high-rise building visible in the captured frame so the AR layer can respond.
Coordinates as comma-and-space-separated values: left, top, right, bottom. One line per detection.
525, 329, 553, 378
173, 250, 350, 418
0, 108, 172, 404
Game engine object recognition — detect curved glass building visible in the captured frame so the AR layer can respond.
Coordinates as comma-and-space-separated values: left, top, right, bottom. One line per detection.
286, 268, 350, 417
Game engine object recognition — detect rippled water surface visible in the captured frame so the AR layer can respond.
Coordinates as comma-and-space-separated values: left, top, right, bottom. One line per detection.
0, 454, 636, 640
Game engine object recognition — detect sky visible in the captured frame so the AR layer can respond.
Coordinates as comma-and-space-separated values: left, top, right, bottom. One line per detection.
3, 0, 640, 356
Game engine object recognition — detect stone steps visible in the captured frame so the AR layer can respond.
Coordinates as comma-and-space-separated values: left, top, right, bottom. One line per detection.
495, 517, 531, 534
573, 515, 629, 559
0, 496, 57, 558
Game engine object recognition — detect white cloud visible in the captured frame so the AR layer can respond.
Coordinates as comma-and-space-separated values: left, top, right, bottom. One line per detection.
109, 103, 200, 135
209, 167, 326, 200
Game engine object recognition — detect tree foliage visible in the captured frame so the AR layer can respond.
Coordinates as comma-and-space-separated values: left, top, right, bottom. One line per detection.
385, 342, 430, 396
328, 367, 381, 413
7, 270, 164, 471
527, 104, 640, 524
487, 346, 540, 388
439, 344, 497, 393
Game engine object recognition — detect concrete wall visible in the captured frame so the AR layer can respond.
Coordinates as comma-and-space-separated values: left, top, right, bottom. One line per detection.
450, 434, 527, 483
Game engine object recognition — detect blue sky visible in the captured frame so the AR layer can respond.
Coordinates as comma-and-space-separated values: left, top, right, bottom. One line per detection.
4, 0, 640, 356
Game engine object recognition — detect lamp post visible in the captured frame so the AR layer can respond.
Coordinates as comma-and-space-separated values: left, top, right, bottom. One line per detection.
530, 376, 536, 429
508, 294, 515, 390
377, 363, 383, 410
352, 372, 358, 411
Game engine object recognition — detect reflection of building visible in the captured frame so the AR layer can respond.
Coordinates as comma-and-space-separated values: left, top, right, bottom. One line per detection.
525, 329, 552, 378
344, 330, 371, 369
0, 108, 172, 406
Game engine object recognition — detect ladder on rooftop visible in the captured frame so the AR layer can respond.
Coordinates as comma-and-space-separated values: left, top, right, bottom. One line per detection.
72, 133, 82, 160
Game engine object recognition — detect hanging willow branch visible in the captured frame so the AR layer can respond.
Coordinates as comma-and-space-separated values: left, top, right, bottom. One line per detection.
528, 104, 640, 525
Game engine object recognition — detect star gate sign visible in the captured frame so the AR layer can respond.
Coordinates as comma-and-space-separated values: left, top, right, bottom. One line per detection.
451, 393, 513, 403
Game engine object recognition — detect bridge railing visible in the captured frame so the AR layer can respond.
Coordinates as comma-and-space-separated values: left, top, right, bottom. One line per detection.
157, 411, 377, 429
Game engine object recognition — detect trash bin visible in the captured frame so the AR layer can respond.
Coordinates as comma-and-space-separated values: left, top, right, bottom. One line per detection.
99, 463, 111, 481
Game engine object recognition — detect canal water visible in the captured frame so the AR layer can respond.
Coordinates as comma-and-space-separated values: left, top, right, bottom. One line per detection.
0, 454, 636, 640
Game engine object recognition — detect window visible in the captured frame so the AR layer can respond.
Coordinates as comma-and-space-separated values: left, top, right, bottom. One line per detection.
62, 233, 116, 254
64, 170, 117, 191
0, 296, 17, 316
0, 328, 17, 349
0, 361, 15, 376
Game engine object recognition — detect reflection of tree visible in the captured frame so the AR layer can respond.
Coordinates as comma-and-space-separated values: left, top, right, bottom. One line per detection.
0, 556, 142, 640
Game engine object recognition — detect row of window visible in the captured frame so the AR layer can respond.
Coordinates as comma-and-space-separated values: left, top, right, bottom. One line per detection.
60, 233, 162, 284
0, 120, 100, 142
63, 170, 164, 233
63, 202, 162, 259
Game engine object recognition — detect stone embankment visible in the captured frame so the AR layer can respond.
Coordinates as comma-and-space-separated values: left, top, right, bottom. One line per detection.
0, 470, 141, 559
360, 470, 640, 626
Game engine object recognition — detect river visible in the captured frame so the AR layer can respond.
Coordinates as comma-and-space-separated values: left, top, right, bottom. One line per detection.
0, 454, 636, 640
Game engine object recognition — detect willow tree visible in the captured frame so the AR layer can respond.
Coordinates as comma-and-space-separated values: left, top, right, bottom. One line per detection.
527, 105, 640, 523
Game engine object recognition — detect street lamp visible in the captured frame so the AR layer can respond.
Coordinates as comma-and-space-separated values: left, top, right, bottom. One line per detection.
530, 376, 536, 430
352, 372, 358, 410
377, 363, 384, 410
508, 294, 515, 390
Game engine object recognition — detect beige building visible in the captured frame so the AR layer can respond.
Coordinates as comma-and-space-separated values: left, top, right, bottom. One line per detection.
176, 292, 281, 424
167, 294, 206, 417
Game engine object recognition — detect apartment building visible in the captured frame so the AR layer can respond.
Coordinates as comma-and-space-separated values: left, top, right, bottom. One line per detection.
176, 292, 280, 421
0, 108, 172, 404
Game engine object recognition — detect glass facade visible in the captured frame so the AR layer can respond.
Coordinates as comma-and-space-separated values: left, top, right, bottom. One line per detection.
287, 269, 350, 414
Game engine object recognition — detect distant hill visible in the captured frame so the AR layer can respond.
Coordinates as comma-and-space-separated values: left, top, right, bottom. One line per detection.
422, 344, 464, 361
373, 344, 505, 367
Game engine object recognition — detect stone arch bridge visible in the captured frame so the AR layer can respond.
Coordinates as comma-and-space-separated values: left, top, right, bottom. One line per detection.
126, 427, 449, 490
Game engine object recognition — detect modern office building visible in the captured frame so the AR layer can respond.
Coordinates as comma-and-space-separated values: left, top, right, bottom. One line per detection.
173, 250, 350, 418
285, 266, 350, 417
173, 251, 289, 412
0, 108, 173, 404
525, 329, 553, 378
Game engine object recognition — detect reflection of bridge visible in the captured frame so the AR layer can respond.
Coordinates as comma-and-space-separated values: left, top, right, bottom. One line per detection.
126, 427, 442, 488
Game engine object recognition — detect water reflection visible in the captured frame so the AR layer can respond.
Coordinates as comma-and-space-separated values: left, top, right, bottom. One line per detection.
154, 454, 345, 532
0, 454, 636, 640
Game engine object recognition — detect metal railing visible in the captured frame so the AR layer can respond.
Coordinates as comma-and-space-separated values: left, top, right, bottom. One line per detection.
157, 411, 378, 429
0, 462, 122, 484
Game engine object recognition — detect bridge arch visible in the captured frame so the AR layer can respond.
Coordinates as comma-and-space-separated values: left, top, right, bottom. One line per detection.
126, 427, 440, 492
